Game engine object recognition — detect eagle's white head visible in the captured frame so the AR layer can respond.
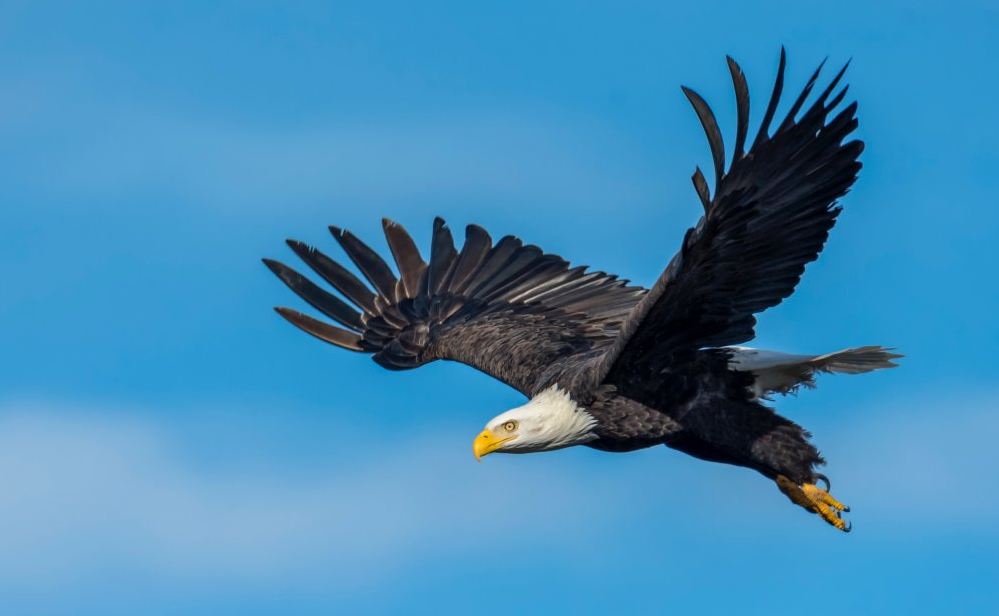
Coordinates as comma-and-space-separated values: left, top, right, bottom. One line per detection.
473, 385, 598, 460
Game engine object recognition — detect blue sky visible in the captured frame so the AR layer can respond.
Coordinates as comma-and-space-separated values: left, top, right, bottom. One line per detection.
2, 1, 998, 614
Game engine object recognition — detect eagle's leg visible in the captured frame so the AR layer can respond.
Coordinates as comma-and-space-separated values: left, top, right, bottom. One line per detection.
776, 474, 851, 532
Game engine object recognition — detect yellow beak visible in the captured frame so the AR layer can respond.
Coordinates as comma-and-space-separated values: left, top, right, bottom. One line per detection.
473, 428, 514, 461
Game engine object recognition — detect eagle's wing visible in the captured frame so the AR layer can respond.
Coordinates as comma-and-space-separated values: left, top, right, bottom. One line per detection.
591, 50, 863, 387
265, 218, 645, 396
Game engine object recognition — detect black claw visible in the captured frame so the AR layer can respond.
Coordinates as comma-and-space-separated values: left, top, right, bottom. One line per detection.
843, 521, 852, 533
814, 473, 831, 491
843, 505, 851, 513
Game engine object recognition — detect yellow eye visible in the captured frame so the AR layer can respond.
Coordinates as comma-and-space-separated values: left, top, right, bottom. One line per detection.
503, 421, 517, 433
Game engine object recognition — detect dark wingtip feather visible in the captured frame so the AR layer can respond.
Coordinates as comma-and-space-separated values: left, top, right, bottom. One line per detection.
753, 47, 787, 149
427, 217, 458, 295
467, 223, 491, 243
826, 85, 850, 112
726, 56, 750, 163
284, 238, 379, 315
382, 218, 427, 298
274, 307, 364, 351
448, 224, 493, 295
815, 61, 851, 110
691, 167, 711, 212
262, 258, 364, 331
682, 85, 726, 188
330, 226, 399, 302
778, 57, 827, 132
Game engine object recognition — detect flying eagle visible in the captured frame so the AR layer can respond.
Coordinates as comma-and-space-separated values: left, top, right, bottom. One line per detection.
264, 50, 900, 532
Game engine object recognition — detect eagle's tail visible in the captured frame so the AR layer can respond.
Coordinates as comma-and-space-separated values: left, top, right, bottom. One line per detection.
727, 345, 902, 398
810, 345, 903, 375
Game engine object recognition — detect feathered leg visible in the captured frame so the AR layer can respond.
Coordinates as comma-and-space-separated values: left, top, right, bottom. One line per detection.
668, 393, 852, 532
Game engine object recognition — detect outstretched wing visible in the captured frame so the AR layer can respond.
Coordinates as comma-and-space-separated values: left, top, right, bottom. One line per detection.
265, 218, 644, 395
593, 50, 863, 387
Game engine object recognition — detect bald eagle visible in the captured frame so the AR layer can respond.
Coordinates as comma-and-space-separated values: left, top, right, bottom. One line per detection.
264, 50, 900, 532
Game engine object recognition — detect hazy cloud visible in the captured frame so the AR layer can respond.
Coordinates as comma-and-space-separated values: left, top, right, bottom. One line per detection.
0, 403, 613, 593
0, 392, 994, 605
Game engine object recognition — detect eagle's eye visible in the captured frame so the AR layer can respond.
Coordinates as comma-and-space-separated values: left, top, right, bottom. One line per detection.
503, 421, 518, 433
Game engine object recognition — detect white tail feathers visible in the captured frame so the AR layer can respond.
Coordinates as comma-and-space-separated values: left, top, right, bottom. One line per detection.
727, 345, 902, 398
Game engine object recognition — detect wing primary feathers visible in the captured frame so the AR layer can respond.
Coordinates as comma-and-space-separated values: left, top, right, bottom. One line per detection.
448, 224, 493, 295
271, 218, 644, 394
726, 56, 750, 163
330, 226, 400, 303
285, 240, 378, 315
263, 259, 364, 331
381, 218, 426, 299
813, 61, 851, 111
484, 254, 565, 301
752, 47, 787, 149
461, 235, 523, 294
471, 245, 545, 300
681, 86, 725, 188
777, 57, 826, 133
825, 85, 849, 113
274, 307, 364, 351
691, 166, 711, 211
426, 217, 458, 296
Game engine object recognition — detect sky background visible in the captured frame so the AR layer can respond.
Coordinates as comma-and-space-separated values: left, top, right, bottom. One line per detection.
2, 1, 998, 614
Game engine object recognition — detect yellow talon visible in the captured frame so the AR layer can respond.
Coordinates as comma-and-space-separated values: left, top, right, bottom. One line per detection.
802, 482, 848, 511
776, 474, 852, 532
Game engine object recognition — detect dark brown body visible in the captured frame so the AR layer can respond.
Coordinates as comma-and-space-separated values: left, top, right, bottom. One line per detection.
580, 350, 823, 485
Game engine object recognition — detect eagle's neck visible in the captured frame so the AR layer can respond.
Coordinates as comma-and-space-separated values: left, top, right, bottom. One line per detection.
521, 385, 599, 451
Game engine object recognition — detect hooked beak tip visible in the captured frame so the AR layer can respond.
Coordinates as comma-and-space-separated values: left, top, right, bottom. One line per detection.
473, 428, 494, 462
